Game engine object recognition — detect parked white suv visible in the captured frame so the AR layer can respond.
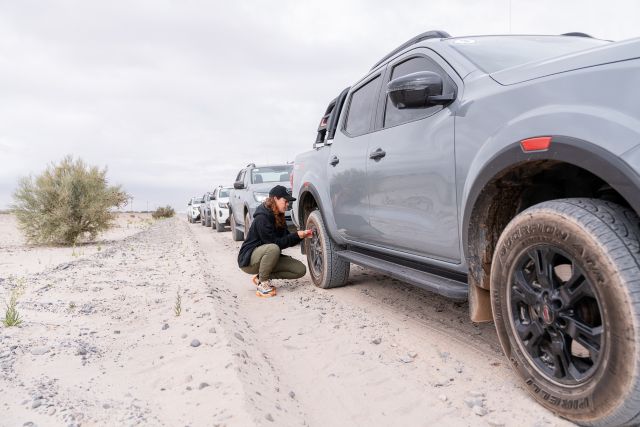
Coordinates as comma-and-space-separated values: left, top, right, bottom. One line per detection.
211, 186, 232, 232
187, 196, 203, 223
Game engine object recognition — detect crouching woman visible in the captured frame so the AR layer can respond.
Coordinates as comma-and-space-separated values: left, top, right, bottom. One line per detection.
237, 185, 312, 298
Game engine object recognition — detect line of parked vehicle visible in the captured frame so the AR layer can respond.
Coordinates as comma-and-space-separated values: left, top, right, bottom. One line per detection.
187, 163, 295, 239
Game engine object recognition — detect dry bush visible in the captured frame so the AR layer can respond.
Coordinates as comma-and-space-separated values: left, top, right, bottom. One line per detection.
11, 156, 129, 245
152, 205, 175, 219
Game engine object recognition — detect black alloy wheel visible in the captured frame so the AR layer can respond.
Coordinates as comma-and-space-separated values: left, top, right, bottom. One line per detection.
508, 245, 602, 386
307, 224, 323, 279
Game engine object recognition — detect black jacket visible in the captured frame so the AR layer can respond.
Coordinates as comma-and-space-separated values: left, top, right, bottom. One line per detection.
237, 203, 301, 267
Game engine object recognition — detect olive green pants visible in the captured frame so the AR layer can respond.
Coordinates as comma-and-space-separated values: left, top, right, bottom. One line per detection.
240, 243, 306, 282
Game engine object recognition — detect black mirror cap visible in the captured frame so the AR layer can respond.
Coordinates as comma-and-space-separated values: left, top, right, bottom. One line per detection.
234, 181, 245, 190
387, 71, 444, 109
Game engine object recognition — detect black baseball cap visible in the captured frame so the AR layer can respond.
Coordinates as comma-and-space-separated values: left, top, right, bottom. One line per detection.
269, 185, 296, 202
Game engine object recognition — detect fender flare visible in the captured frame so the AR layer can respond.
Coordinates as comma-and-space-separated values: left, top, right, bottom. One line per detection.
462, 135, 640, 259
296, 182, 346, 245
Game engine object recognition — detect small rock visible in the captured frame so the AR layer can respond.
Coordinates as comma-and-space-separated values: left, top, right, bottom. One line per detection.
473, 406, 488, 416
234, 332, 244, 342
102, 403, 110, 409
30, 347, 50, 356
438, 394, 448, 402
265, 413, 274, 422
181, 333, 188, 339
288, 391, 295, 399
162, 324, 169, 330
113, 330, 120, 335
198, 382, 209, 390
464, 397, 484, 408
432, 376, 450, 387
371, 337, 382, 345
408, 351, 418, 358
23, 422, 36, 427
48, 407, 56, 415
469, 390, 485, 398
399, 355, 414, 363
208, 327, 216, 334
190, 339, 201, 347
32, 399, 43, 409
76, 348, 87, 356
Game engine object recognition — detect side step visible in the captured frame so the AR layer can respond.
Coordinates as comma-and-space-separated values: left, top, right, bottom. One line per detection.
337, 250, 468, 301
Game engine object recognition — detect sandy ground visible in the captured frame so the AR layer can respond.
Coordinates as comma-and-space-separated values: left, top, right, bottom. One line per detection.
0, 213, 574, 427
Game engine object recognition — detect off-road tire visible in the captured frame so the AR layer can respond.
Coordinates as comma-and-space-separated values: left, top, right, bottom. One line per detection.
305, 210, 350, 289
245, 212, 252, 234
491, 198, 640, 426
215, 213, 225, 232
230, 213, 244, 241
205, 210, 211, 227
201, 212, 206, 226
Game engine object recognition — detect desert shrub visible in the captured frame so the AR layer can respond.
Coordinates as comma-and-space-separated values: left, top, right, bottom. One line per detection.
152, 205, 175, 219
11, 156, 129, 245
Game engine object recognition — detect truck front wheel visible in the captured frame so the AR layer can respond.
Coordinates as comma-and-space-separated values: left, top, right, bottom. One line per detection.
230, 213, 244, 241
491, 198, 640, 426
304, 210, 350, 289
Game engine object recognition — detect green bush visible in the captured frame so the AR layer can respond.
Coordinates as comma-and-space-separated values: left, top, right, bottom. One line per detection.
11, 156, 129, 245
152, 205, 175, 219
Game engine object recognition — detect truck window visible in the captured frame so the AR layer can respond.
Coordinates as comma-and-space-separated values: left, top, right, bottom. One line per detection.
345, 76, 381, 137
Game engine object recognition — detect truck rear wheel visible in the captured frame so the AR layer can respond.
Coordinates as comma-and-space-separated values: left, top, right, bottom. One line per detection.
491, 198, 640, 426
305, 210, 350, 289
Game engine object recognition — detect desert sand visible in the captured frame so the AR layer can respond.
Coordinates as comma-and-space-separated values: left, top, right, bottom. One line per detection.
0, 213, 574, 426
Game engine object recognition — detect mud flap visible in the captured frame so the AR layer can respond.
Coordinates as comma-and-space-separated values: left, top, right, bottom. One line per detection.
469, 284, 492, 323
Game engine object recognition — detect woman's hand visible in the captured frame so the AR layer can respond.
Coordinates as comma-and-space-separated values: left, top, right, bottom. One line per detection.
297, 229, 313, 239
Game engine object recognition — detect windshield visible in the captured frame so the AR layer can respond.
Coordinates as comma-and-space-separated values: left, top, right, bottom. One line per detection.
449, 36, 609, 74
219, 189, 230, 198
193, 197, 203, 204
251, 165, 292, 184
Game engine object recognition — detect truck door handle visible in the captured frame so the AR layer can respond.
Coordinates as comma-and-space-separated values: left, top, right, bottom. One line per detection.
369, 148, 386, 160
329, 156, 340, 166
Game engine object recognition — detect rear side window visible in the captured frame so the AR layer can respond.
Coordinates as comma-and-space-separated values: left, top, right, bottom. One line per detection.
384, 56, 455, 128
344, 75, 381, 137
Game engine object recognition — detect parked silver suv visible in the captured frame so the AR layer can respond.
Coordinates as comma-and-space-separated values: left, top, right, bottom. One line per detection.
228, 163, 294, 241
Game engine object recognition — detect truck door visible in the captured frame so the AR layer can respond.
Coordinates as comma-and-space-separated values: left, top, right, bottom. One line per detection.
328, 73, 382, 240
366, 51, 461, 262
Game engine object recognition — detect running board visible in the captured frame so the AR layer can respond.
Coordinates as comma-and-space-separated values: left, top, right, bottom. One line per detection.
337, 250, 468, 301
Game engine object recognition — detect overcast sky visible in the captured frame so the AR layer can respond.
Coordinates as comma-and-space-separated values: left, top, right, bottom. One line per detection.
1, 0, 638, 212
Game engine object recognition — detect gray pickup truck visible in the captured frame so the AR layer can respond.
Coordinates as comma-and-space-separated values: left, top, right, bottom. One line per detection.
229, 163, 294, 241
291, 31, 640, 426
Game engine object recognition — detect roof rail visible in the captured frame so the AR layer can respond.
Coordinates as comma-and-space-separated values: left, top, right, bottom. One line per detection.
370, 30, 451, 71
561, 32, 592, 38
246, 163, 256, 167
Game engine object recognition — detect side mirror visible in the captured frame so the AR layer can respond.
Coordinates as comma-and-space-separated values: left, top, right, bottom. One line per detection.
387, 71, 454, 109
234, 181, 245, 190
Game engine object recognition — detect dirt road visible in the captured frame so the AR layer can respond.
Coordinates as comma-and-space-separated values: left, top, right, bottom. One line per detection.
0, 215, 572, 426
